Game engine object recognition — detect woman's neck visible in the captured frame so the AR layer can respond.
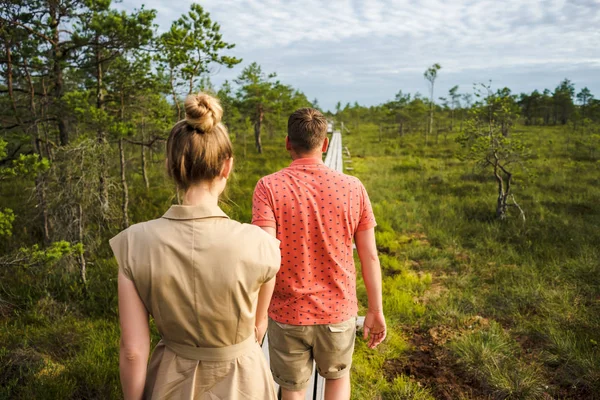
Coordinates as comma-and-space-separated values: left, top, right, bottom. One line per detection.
182, 182, 221, 206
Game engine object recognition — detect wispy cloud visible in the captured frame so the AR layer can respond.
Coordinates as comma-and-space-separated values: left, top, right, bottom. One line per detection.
118, 0, 600, 109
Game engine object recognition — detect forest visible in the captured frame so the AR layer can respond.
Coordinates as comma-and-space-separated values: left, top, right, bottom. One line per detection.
1, 1, 599, 399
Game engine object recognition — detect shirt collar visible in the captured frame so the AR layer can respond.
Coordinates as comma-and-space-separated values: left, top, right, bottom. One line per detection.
162, 204, 230, 220
290, 157, 325, 167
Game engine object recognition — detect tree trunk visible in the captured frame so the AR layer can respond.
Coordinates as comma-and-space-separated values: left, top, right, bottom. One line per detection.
189, 67, 198, 94
427, 84, 434, 146
494, 161, 512, 220
5, 41, 21, 124
77, 203, 87, 291
141, 118, 149, 189
41, 79, 53, 161
170, 68, 181, 119
254, 103, 264, 153
34, 167, 50, 244
49, 3, 69, 146
495, 170, 507, 220
32, 123, 50, 244
96, 42, 109, 212
22, 58, 51, 243
119, 138, 129, 229
501, 120, 509, 137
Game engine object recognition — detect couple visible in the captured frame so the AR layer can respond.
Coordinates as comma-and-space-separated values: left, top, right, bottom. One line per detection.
110, 92, 386, 400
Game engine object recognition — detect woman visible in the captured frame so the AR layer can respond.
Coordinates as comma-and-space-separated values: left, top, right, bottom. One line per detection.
110, 92, 280, 399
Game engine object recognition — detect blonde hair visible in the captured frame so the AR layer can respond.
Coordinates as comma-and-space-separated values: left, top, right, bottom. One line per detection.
166, 93, 233, 190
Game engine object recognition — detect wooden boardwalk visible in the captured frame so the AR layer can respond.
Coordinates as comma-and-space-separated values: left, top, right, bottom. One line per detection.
323, 131, 343, 173
261, 130, 348, 400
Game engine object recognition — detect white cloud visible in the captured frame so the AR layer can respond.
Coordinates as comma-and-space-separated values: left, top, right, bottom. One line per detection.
117, 0, 600, 109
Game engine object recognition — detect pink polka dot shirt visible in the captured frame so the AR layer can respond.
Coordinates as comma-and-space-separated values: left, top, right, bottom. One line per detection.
252, 157, 377, 325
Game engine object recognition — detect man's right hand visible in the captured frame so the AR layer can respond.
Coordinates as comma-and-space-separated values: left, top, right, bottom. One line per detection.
363, 310, 386, 349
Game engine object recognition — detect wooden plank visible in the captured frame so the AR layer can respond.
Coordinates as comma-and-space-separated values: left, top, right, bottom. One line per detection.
356, 316, 365, 330
314, 369, 325, 399
306, 368, 317, 400
325, 131, 343, 173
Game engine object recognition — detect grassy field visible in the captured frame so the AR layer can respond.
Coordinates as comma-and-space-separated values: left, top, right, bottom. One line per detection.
348, 124, 600, 399
1, 124, 599, 399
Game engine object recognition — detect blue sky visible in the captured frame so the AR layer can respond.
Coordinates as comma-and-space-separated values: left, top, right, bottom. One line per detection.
117, 0, 600, 111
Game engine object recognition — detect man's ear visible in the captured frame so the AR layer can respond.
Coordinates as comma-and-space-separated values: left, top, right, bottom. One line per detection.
285, 136, 293, 151
321, 137, 329, 153
222, 157, 233, 179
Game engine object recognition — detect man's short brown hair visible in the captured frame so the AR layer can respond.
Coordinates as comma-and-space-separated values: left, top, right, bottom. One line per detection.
287, 108, 328, 152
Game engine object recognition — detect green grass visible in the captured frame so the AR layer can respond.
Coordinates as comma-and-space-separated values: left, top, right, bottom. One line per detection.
449, 321, 546, 399
346, 123, 600, 399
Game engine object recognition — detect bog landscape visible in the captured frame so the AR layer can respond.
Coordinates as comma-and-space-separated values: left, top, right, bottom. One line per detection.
1, 1, 599, 399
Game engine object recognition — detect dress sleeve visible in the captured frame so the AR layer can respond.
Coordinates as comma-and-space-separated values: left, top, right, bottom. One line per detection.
259, 235, 281, 283
356, 182, 377, 232
109, 230, 133, 280
252, 179, 277, 229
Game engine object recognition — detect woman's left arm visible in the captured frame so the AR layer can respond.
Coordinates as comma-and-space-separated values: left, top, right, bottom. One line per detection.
118, 271, 150, 400
255, 277, 276, 344
255, 226, 279, 344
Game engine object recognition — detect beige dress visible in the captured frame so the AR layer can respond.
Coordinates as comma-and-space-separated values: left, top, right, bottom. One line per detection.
110, 204, 281, 399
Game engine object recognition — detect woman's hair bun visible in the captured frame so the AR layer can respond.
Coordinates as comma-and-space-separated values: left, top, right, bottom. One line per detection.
184, 92, 223, 133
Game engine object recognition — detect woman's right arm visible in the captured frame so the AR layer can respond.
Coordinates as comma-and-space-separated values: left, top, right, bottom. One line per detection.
118, 271, 150, 400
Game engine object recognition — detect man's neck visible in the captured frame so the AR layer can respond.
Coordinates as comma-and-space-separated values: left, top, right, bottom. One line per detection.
290, 151, 323, 161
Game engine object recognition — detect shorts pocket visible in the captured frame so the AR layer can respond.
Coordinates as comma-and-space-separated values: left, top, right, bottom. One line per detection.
274, 321, 306, 332
327, 317, 355, 333
328, 323, 350, 333
321, 318, 356, 352
267, 319, 307, 351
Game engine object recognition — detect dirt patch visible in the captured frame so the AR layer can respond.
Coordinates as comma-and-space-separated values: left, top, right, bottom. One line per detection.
0, 300, 14, 320
383, 327, 489, 400
419, 281, 448, 306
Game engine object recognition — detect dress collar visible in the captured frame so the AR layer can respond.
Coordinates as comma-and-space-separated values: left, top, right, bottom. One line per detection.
290, 157, 325, 167
162, 204, 230, 220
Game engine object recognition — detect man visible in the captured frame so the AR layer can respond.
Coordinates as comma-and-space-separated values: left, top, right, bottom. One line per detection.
252, 108, 386, 400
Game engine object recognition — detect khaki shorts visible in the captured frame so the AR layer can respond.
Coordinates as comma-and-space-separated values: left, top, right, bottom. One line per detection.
267, 317, 356, 391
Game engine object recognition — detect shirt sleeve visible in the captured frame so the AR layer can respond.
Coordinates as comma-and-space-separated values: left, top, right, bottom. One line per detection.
259, 235, 281, 283
356, 182, 377, 232
252, 179, 277, 229
109, 230, 134, 280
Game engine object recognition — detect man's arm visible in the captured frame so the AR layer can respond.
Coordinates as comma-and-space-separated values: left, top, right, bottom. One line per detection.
355, 227, 386, 349
118, 272, 150, 400
258, 226, 276, 237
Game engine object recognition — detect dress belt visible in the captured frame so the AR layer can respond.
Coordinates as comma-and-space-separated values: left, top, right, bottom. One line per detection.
161, 334, 257, 362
